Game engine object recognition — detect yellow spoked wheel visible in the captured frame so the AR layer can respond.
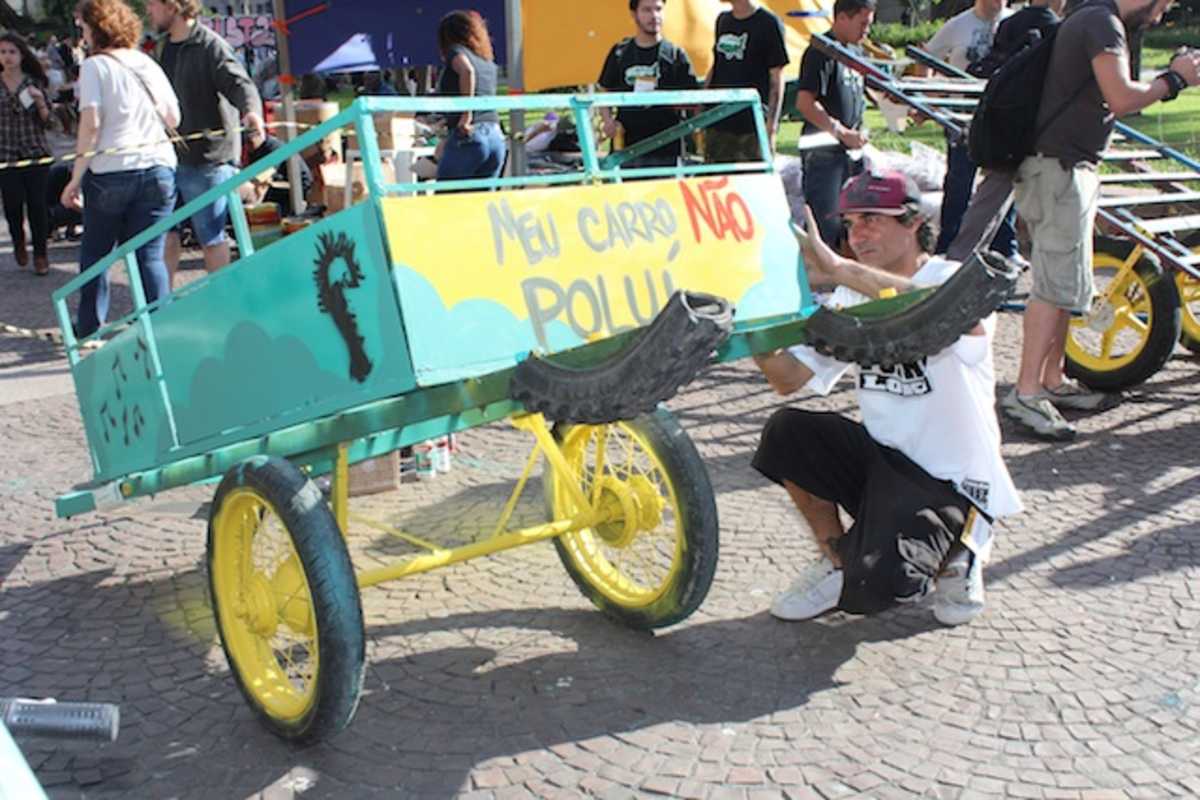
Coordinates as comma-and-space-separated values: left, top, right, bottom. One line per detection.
547, 408, 718, 629
1179, 271, 1200, 352
207, 456, 364, 743
1176, 233, 1200, 352
1064, 236, 1181, 391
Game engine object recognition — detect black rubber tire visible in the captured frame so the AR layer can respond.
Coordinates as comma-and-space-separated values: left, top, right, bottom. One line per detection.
805, 249, 1019, 369
1177, 232, 1200, 353
511, 291, 733, 424
545, 408, 719, 630
1064, 237, 1181, 391
207, 456, 365, 744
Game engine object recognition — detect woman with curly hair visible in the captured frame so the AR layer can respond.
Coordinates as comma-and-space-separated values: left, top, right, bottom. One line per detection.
435, 10, 506, 182
0, 32, 53, 274
63, 0, 180, 338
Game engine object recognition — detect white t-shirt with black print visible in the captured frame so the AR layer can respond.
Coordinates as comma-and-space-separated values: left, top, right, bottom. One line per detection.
925, 7, 1014, 72
789, 256, 1023, 519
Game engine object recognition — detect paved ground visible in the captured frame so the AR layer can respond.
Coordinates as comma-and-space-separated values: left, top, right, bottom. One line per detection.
2, 231, 1199, 800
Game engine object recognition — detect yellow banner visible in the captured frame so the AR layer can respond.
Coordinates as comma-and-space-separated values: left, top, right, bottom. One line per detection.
385, 176, 782, 355
523, 0, 831, 92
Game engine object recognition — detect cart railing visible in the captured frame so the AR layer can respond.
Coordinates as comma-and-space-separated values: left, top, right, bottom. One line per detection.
51, 89, 770, 359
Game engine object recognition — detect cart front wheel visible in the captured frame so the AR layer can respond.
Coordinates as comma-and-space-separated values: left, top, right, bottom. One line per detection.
207, 456, 365, 743
547, 409, 718, 629
1064, 237, 1181, 391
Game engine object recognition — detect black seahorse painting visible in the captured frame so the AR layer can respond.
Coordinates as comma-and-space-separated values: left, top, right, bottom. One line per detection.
313, 231, 374, 383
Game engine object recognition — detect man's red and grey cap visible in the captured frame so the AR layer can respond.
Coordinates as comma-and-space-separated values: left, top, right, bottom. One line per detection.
838, 169, 922, 216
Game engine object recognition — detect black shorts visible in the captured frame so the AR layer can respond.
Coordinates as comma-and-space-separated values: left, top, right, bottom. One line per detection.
752, 409, 972, 615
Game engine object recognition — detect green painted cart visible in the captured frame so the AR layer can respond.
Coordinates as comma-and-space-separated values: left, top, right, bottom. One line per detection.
52, 91, 1010, 742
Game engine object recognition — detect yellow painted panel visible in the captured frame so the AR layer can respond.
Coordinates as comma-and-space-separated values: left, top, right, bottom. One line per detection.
523, 0, 831, 92
383, 173, 801, 384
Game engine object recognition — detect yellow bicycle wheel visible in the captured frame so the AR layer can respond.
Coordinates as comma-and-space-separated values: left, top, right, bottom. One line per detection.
548, 409, 718, 629
1176, 232, 1200, 352
1179, 271, 1200, 352
1064, 237, 1181, 391
208, 456, 364, 742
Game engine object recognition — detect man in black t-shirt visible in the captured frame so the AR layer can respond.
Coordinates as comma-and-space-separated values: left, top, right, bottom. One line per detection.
598, 0, 700, 167
795, 0, 874, 245
704, 0, 790, 163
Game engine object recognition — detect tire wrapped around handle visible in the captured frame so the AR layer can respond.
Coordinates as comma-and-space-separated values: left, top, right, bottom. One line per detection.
1, 698, 120, 743
511, 290, 734, 424
805, 249, 1020, 369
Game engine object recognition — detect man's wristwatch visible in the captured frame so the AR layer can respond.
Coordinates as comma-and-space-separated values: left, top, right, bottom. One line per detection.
1158, 69, 1188, 102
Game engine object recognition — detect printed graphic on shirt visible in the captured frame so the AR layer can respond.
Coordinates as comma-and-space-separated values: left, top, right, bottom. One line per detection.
624, 63, 660, 90
858, 359, 931, 397
842, 66, 863, 94
959, 478, 991, 509
965, 28, 993, 66
716, 33, 749, 61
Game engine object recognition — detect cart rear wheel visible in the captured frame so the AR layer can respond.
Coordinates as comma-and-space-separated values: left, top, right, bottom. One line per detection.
547, 409, 718, 629
1176, 233, 1200, 353
207, 456, 365, 743
1064, 237, 1181, 391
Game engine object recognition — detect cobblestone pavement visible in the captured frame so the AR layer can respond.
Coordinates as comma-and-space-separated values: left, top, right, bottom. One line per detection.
2, 235, 1200, 800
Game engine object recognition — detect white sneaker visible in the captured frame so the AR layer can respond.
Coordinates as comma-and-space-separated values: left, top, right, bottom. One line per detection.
934, 550, 985, 626
771, 557, 844, 621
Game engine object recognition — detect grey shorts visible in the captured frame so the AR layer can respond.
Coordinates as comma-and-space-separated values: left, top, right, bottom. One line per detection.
1013, 155, 1101, 313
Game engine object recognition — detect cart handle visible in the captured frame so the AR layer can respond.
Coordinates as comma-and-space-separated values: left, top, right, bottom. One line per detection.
1, 698, 120, 743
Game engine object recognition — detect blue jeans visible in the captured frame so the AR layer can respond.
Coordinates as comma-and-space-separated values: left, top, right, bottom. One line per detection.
174, 162, 237, 246
803, 148, 860, 246
937, 141, 1017, 257
77, 166, 175, 338
437, 121, 507, 181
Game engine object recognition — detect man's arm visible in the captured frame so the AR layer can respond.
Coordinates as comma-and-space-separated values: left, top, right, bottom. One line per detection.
797, 207, 917, 296
765, 65, 785, 150
596, 46, 622, 140
209, 36, 265, 146
916, 19, 956, 77
795, 90, 868, 149
1092, 49, 1200, 117
753, 349, 814, 395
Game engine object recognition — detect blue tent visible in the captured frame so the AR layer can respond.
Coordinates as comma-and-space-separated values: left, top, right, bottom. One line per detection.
282, 0, 509, 74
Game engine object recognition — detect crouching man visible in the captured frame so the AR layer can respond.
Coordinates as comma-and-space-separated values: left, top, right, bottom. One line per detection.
752, 170, 1022, 625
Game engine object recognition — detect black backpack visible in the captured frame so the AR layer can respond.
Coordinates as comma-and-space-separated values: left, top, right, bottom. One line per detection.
966, 6, 1059, 78
967, 6, 1102, 173
967, 26, 1063, 171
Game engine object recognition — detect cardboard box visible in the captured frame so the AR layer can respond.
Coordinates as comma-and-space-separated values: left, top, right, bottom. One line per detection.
348, 452, 401, 496
291, 99, 343, 161
320, 159, 396, 212
345, 112, 417, 153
